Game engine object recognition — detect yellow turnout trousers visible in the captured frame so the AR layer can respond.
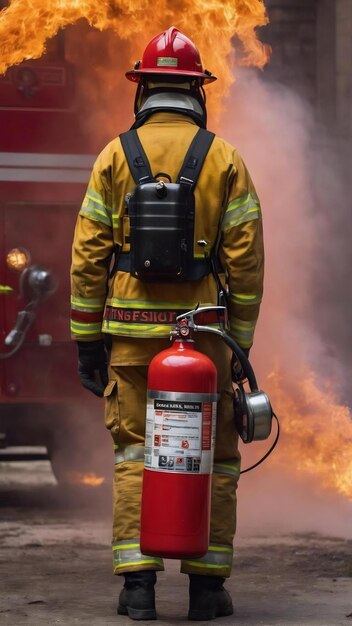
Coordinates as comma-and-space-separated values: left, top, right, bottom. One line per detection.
104, 334, 240, 577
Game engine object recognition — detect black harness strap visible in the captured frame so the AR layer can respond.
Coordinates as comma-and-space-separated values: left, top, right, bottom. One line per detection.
116, 254, 212, 280
119, 130, 154, 184
120, 128, 215, 186
114, 128, 216, 281
176, 128, 215, 189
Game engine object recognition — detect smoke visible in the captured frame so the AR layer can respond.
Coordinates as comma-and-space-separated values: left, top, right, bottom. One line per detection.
310, 136, 352, 402
237, 464, 352, 539
219, 69, 352, 534
220, 69, 352, 388
221, 70, 317, 371
64, 22, 135, 145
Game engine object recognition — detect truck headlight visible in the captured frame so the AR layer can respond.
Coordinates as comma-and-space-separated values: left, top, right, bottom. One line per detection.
6, 248, 31, 272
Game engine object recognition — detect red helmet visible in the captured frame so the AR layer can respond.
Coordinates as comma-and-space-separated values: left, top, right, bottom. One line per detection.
126, 27, 217, 84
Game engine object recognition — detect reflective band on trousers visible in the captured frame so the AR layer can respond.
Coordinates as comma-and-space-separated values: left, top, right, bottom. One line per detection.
182, 544, 233, 570
112, 539, 163, 571
213, 462, 240, 478
70, 319, 103, 336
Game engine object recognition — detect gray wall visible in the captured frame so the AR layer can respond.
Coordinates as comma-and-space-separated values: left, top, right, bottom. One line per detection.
263, 0, 352, 138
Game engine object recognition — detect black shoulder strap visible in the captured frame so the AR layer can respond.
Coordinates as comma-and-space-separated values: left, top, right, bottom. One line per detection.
176, 129, 215, 189
120, 128, 215, 188
119, 130, 154, 184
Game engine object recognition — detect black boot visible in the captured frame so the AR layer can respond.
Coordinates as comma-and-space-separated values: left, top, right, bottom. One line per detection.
188, 574, 233, 621
117, 571, 157, 620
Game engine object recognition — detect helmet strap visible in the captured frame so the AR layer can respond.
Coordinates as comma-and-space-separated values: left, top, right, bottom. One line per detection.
134, 81, 145, 116
197, 84, 207, 127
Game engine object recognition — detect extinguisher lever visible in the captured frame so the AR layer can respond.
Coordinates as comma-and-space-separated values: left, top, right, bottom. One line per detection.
176, 305, 227, 330
175, 306, 258, 392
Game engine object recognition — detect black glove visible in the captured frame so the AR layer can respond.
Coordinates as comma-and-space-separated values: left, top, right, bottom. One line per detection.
77, 340, 109, 397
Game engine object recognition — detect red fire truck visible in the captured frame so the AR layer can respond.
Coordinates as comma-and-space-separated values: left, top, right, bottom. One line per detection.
0, 34, 108, 484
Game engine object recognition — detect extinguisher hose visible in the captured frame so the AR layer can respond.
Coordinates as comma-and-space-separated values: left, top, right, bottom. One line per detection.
219, 332, 258, 392
222, 332, 281, 473
240, 412, 280, 474
191, 323, 258, 391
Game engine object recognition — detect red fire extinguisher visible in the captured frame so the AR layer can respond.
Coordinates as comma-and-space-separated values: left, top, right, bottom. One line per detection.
140, 318, 218, 559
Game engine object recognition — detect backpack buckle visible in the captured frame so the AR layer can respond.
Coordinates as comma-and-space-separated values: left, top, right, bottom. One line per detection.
179, 176, 194, 188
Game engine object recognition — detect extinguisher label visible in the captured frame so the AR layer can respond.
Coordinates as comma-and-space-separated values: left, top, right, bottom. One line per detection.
145, 391, 217, 474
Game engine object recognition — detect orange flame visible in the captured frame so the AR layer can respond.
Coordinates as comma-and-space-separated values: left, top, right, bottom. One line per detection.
267, 370, 352, 500
70, 472, 106, 487
0, 0, 270, 89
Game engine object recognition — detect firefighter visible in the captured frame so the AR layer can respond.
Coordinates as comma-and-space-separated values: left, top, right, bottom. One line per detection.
71, 27, 264, 621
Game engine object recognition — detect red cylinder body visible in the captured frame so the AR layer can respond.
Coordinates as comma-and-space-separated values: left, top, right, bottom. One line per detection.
140, 339, 217, 559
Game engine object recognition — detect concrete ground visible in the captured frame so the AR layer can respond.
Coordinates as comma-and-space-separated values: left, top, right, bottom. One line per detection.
0, 459, 351, 626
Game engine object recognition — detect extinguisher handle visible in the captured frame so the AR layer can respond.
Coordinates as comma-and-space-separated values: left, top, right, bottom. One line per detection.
175, 306, 258, 391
